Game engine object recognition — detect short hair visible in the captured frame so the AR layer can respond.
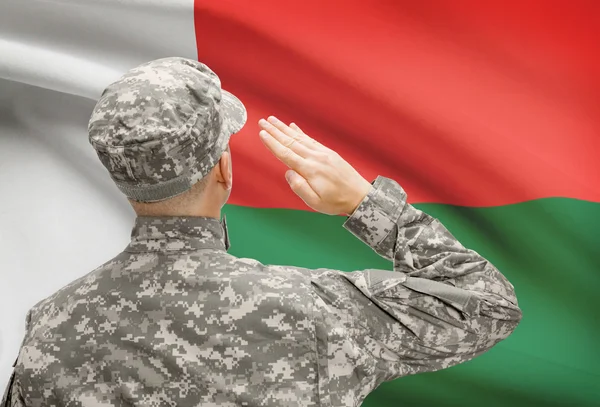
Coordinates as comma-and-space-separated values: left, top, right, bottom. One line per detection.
128, 144, 228, 216
129, 175, 210, 216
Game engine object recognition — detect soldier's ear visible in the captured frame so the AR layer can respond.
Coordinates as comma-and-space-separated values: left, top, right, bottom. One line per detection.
217, 150, 232, 190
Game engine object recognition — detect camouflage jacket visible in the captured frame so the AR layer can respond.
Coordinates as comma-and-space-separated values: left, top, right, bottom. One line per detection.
1, 176, 522, 407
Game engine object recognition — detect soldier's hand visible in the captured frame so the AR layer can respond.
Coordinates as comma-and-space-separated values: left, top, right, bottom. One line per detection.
258, 116, 372, 215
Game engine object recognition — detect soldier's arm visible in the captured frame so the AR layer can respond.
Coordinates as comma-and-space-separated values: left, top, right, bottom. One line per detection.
311, 176, 521, 374
257, 117, 522, 393
1, 312, 31, 407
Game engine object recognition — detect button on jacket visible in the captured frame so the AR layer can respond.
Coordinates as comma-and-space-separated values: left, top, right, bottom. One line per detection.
2, 176, 522, 407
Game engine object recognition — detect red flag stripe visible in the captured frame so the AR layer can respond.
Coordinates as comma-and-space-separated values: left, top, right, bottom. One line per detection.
195, 0, 600, 209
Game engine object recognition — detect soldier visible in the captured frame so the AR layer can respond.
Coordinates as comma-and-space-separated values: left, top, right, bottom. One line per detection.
2, 57, 522, 407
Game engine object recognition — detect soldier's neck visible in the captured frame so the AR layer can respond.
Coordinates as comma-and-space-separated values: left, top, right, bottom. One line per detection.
132, 202, 221, 219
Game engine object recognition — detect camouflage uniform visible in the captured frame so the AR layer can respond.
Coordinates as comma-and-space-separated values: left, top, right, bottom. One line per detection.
1, 57, 522, 407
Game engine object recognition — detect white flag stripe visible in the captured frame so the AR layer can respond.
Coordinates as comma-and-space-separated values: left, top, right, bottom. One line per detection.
0, 0, 198, 385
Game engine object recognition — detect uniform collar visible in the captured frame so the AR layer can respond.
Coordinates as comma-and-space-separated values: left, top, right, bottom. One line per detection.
126, 215, 230, 253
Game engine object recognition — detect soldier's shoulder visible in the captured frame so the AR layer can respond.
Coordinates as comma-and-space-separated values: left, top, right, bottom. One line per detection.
209, 253, 317, 281
29, 252, 128, 321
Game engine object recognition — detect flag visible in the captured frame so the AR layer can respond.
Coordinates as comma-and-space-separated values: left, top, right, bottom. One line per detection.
0, 1, 598, 406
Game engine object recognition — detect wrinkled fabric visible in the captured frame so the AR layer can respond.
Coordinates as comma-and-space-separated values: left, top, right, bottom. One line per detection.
88, 57, 247, 203
1, 372, 22, 407
2, 176, 521, 407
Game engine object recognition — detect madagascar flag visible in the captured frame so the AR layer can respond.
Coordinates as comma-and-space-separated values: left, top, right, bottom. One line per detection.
0, 1, 598, 406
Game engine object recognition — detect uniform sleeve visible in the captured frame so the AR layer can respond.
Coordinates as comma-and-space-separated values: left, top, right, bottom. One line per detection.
307, 176, 522, 405
1, 312, 31, 407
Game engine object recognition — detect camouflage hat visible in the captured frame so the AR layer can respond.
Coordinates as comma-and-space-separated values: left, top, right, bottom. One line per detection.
88, 57, 247, 202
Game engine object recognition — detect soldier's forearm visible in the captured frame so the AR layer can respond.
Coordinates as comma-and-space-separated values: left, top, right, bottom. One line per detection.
343, 176, 520, 312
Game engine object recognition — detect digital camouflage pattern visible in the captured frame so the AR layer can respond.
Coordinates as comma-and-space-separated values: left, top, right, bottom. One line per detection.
1, 176, 522, 407
88, 57, 247, 203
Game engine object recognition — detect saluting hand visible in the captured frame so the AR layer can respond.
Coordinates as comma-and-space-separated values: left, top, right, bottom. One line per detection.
258, 116, 372, 216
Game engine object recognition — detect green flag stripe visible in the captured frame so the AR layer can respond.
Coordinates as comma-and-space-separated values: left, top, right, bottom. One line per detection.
223, 197, 600, 407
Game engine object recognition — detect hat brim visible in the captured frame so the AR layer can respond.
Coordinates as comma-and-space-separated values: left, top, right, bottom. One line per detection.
221, 89, 247, 135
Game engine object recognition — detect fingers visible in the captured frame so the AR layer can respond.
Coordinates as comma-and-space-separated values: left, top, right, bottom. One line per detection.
290, 122, 327, 150
258, 116, 329, 177
285, 170, 320, 207
290, 123, 305, 134
259, 129, 306, 171
258, 118, 309, 154
262, 117, 321, 153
